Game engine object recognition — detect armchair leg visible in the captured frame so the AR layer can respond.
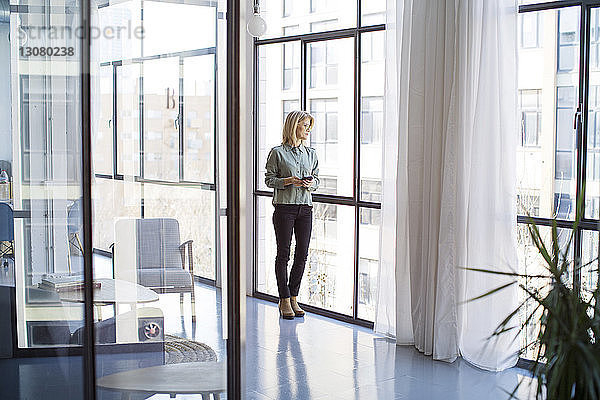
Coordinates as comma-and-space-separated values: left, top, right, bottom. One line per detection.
191, 288, 196, 323
67, 240, 72, 275
179, 293, 185, 318
75, 233, 84, 254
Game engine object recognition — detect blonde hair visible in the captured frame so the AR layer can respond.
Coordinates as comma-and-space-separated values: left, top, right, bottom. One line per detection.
282, 110, 314, 146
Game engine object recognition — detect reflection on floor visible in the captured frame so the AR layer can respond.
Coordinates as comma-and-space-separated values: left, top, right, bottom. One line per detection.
243, 298, 535, 400
0, 281, 536, 400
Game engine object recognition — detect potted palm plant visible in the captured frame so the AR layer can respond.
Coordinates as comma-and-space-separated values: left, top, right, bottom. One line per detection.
468, 195, 600, 399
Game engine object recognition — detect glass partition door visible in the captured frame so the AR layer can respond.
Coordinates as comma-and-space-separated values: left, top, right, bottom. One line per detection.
4, 0, 236, 398
6, 0, 85, 397
90, 1, 227, 399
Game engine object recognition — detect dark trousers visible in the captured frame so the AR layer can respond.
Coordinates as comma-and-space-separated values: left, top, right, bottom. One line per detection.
273, 204, 313, 299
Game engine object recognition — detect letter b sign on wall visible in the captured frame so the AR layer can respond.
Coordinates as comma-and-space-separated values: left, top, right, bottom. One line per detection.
166, 88, 176, 110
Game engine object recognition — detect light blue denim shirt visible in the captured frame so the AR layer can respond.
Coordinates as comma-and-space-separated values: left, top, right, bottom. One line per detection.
264, 144, 320, 206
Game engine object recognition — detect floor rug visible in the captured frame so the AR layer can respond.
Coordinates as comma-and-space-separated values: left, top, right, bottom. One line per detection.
164, 334, 218, 364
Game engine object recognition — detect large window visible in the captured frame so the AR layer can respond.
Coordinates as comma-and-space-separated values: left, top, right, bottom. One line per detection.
517, 1, 600, 359
254, 1, 385, 324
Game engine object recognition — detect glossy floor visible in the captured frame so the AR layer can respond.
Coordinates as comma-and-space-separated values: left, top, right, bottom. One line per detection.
0, 279, 535, 399
242, 298, 535, 400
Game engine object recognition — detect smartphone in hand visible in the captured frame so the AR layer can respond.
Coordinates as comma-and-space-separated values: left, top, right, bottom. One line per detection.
301, 176, 313, 181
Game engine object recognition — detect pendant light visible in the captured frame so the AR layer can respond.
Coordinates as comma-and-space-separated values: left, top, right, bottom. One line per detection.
247, 0, 267, 38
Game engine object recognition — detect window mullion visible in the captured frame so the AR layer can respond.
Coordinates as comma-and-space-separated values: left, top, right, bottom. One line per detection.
113, 64, 118, 178
179, 57, 184, 182
574, 4, 592, 293
353, 31, 361, 320
301, 40, 307, 111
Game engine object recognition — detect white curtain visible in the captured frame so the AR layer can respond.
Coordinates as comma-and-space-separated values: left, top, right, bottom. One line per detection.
375, 0, 520, 371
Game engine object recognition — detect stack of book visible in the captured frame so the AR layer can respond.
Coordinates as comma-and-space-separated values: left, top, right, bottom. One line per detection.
38, 274, 101, 293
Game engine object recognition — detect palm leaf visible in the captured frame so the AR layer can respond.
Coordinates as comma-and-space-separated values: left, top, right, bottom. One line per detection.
461, 281, 516, 304
462, 266, 552, 279
469, 193, 600, 400
527, 222, 553, 270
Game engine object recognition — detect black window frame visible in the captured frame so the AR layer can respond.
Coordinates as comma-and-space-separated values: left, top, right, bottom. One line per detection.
252, 4, 385, 328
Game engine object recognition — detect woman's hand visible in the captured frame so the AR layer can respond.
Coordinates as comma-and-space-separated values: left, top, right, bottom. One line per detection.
295, 178, 313, 188
283, 176, 302, 186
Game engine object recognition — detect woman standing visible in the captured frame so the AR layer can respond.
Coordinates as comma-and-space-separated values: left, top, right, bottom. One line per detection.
264, 111, 320, 319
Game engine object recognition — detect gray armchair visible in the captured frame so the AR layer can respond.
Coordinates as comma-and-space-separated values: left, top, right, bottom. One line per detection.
113, 218, 196, 321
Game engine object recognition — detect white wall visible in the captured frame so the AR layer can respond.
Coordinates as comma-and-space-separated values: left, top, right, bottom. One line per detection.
0, 23, 11, 165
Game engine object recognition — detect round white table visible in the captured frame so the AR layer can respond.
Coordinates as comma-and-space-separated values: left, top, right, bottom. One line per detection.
58, 278, 159, 304
58, 278, 158, 320
97, 361, 226, 400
